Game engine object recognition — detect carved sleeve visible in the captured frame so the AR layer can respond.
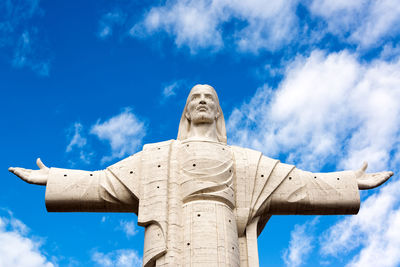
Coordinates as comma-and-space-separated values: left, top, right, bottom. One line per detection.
45, 152, 141, 214
265, 166, 360, 215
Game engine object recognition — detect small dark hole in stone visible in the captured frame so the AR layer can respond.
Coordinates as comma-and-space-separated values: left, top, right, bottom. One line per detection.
187, 144, 189, 147
157, 186, 160, 189
193, 164, 196, 167
130, 171, 133, 174
222, 148, 225, 150
261, 174, 264, 177
197, 214, 200, 217
64, 174, 67, 177
289, 177, 292, 180
90, 174, 93, 176
158, 165, 161, 168
232, 247, 234, 250
337, 178, 340, 180
187, 242, 190, 246
229, 220, 231, 223
157, 147, 160, 150
229, 169, 232, 173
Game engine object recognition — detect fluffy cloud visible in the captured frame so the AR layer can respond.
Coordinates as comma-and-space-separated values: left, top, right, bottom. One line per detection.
130, 0, 298, 53
228, 49, 400, 266
283, 218, 319, 267
92, 249, 141, 267
0, 0, 50, 75
309, 0, 400, 49
118, 220, 138, 238
90, 108, 146, 163
0, 211, 54, 267
66, 109, 146, 164
228, 50, 400, 172
125, 0, 400, 54
320, 178, 400, 267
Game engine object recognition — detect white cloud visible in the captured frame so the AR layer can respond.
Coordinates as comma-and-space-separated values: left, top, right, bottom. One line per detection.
162, 81, 179, 98
90, 108, 146, 163
98, 10, 127, 39
320, 178, 400, 267
309, 0, 400, 49
230, 0, 299, 53
0, 0, 50, 75
283, 218, 319, 267
12, 28, 50, 76
130, 0, 299, 53
66, 122, 92, 165
118, 220, 138, 238
228, 49, 400, 266
117, 0, 400, 55
66, 123, 87, 152
0, 210, 54, 267
133, 0, 225, 52
380, 42, 400, 62
92, 249, 141, 267
161, 80, 187, 100
228, 50, 400, 172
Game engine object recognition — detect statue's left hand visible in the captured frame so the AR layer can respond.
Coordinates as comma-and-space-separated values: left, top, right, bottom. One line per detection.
355, 162, 393, 190
9, 158, 49, 185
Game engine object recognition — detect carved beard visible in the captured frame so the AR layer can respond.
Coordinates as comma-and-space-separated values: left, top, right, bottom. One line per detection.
190, 111, 215, 124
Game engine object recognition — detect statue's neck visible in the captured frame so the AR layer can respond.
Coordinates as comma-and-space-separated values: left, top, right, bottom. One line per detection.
186, 122, 219, 142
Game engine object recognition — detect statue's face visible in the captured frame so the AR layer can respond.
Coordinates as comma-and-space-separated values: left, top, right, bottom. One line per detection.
185, 85, 220, 124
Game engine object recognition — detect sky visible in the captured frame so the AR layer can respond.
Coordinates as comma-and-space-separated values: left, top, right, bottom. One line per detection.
1, 0, 400, 266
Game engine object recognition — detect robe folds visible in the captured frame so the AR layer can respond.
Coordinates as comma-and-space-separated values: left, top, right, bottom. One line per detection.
45, 140, 360, 267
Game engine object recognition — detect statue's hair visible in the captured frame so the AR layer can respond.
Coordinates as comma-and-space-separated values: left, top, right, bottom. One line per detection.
177, 84, 227, 144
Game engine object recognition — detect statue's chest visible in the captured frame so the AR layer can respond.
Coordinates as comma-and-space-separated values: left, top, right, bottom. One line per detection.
179, 140, 233, 171
178, 141, 235, 206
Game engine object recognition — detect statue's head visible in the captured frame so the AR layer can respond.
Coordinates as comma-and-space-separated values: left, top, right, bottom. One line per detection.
177, 84, 227, 143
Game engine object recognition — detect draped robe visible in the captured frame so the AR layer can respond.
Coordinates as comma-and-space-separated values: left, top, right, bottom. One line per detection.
45, 140, 360, 267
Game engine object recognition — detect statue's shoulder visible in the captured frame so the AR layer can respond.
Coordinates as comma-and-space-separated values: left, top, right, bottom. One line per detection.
142, 139, 177, 151
229, 145, 279, 165
229, 145, 263, 158
106, 140, 175, 168
229, 145, 259, 154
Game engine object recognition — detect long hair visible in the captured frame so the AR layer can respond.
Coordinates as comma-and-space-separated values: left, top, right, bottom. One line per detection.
177, 84, 227, 144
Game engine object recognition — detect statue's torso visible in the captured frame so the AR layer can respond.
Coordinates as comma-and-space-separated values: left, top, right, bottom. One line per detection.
175, 140, 240, 267
179, 140, 235, 207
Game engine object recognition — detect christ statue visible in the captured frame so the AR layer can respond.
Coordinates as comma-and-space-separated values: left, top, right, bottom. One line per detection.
9, 84, 393, 267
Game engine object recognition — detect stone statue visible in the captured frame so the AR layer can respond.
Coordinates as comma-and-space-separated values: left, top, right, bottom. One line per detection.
9, 84, 393, 267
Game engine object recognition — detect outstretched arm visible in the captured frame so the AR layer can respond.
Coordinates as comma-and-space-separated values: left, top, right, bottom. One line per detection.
254, 157, 394, 216
9, 154, 141, 214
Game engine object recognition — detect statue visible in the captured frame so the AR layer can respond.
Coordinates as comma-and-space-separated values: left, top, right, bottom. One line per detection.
9, 84, 393, 267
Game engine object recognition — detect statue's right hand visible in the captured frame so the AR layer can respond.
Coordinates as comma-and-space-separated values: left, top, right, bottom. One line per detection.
9, 158, 49, 185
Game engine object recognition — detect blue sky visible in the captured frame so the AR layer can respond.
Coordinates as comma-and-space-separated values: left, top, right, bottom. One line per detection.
1, 0, 400, 266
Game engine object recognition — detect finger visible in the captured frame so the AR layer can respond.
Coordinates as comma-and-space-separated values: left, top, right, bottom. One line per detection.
384, 171, 394, 180
367, 171, 393, 189
360, 161, 368, 172
8, 167, 15, 173
36, 158, 47, 169
12, 168, 29, 179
